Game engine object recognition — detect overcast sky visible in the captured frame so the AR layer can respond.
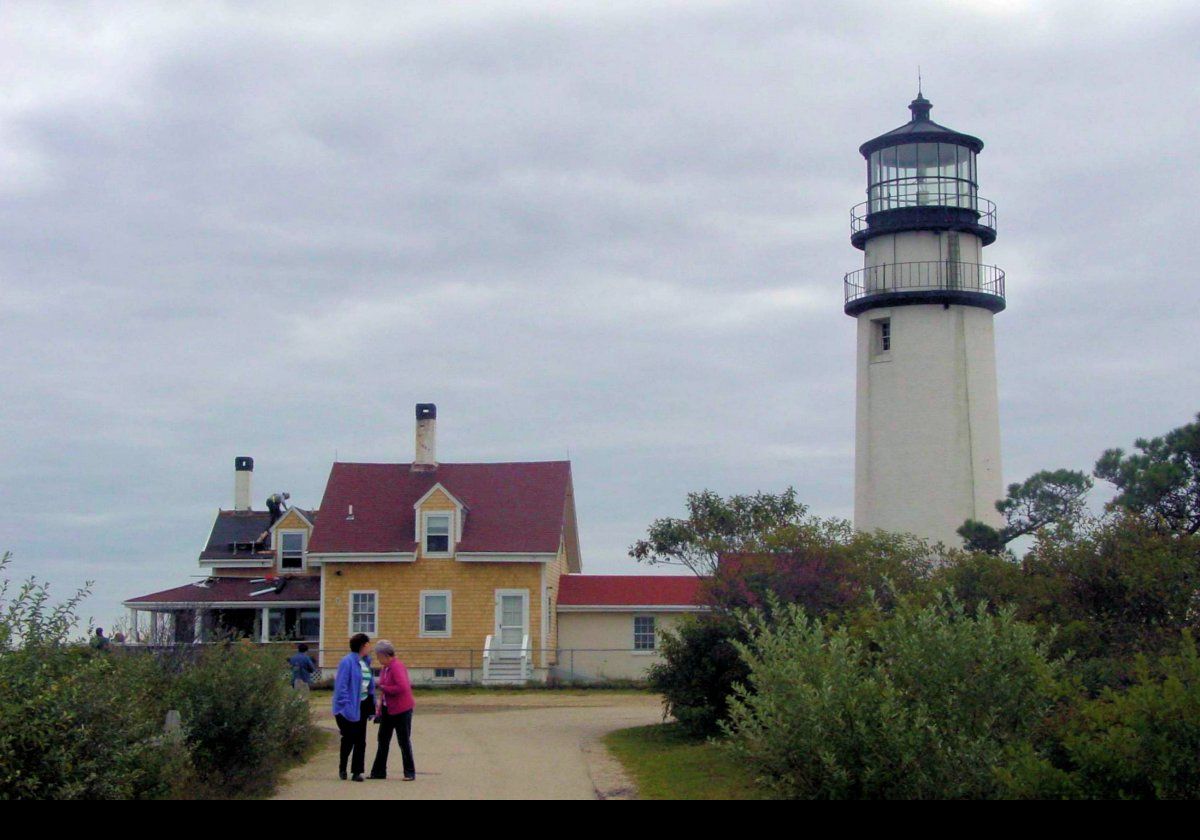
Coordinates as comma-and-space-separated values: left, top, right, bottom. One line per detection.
2, 1, 1198, 627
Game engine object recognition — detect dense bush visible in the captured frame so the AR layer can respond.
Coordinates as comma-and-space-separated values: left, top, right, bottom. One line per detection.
0, 554, 314, 800
935, 518, 1200, 691
1002, 634, 1200, 799
0, 554, 186, 799
647, 615, 749, 737
0, 645, 188, 800
724, 596, 1063, 799
648, 518, 945, 737
169, 640, 312, 797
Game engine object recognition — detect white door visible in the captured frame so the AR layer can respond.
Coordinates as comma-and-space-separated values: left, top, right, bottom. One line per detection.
494, 590, 529, 657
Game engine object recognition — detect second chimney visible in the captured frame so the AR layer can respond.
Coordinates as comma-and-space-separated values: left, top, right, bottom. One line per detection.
413, 404, 437, 471
234, 456, 254, 510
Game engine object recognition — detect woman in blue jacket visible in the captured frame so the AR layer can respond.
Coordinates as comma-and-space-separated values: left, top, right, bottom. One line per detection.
332, 633, 375, 781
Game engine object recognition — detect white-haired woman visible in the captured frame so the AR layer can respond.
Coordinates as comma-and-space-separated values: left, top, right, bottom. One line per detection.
368, 640, 416, 781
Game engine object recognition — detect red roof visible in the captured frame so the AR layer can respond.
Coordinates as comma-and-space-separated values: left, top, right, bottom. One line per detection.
557, 575, 706, 607
307, 461, 572, 555
125, 576, 320, 606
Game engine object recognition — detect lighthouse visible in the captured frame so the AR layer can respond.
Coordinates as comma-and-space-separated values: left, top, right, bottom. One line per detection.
845, 92, 1005, 544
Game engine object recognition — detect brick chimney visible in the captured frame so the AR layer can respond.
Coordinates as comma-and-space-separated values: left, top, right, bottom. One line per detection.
413, 404, 437, 471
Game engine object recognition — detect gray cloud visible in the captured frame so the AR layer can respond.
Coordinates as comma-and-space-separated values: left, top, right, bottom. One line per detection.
1, 1, 1198, 624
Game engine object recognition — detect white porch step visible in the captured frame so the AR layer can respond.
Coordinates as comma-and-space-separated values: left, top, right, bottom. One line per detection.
481, 634, 533, 685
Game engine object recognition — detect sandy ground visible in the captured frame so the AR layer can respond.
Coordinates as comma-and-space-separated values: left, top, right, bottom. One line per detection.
273, 691, 665, 800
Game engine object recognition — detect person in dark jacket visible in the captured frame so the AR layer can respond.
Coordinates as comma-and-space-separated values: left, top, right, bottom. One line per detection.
288, 643, 316, 695
332, 633, 375, 781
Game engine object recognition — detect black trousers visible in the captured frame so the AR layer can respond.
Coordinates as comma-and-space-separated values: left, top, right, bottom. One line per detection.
370, 708, 415, 779
335, 698, 374, 775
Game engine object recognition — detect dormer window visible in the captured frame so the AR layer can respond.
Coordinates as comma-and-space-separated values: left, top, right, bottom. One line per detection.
424, 513, 452, 556
279, 531, 306, 570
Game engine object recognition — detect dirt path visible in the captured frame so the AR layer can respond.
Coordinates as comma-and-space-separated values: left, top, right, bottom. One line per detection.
273, 691, 664, 800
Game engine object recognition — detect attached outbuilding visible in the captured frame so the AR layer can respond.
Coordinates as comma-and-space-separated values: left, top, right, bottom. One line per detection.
554, 575, 707, 683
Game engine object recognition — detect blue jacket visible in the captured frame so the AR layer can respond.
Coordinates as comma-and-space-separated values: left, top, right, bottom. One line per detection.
288, 653, 316, 684
332, 652, 374, 721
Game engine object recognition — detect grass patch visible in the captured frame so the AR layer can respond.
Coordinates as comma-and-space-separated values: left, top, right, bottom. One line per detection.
604, 723, 770, 800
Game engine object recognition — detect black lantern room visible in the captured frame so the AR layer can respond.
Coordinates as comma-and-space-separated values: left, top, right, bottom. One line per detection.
843, 93, 1005, 317
851, 93, 996, 250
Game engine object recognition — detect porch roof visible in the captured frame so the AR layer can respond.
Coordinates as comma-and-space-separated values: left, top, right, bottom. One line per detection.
124, 576, 320, 609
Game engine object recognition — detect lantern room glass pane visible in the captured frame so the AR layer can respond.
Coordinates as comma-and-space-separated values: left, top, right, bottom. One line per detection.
917, 143, 938, 178
866, 142, 980, 214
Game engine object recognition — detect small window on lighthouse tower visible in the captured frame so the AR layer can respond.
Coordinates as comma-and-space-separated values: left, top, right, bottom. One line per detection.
875, 318, 892, 354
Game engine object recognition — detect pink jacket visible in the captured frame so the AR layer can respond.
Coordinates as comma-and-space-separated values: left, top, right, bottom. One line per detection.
377, 658, 414, 715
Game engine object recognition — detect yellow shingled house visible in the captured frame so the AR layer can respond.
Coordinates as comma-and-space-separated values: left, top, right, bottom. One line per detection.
308, 405, 582, 683
125, 404, 704, 685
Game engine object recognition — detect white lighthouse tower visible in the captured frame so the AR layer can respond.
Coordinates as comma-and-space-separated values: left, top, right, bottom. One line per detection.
846, 92, 1005, 544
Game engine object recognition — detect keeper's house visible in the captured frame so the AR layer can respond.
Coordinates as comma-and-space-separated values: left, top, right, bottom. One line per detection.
124, 404, 705, 685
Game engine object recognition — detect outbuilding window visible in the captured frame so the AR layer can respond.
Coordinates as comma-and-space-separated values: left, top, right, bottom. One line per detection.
633, 615, 657, 651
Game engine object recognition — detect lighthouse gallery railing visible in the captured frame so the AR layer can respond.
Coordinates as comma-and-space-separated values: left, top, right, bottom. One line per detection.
844, 261, 1005, 305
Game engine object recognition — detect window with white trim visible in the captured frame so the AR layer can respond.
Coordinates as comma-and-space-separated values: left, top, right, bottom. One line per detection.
424, 513, 451, 556
633, 615, 657, 651
421, 591, 451, 637
279, 531, 305, 570
434, 668, 456, 680
875, 318, 892, 355
350, 592, 377, 635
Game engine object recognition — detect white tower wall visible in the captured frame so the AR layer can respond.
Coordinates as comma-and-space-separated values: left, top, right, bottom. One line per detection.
853, 295, 1004, 542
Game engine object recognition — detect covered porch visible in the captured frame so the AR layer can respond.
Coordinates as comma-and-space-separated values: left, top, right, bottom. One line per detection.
123, 576, 320, 645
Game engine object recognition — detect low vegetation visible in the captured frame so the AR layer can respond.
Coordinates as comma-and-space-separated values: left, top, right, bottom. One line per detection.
0, 553, 315, 800
604, 723, 768, 800
631, 411, 1200, 800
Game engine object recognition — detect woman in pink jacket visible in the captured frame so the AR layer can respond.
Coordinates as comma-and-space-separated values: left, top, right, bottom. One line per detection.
368, 640, 416, 781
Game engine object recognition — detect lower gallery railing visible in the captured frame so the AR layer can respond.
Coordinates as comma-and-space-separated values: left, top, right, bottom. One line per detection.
844, 260, 1005, 305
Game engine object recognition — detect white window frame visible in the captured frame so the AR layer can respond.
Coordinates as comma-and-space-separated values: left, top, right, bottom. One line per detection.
422, 511, 453, 557
278, 529, 307, 572
349, 590, 378, 636
633, 614, 657, 653
874, 317, 892, 357
419, 589, 452, 638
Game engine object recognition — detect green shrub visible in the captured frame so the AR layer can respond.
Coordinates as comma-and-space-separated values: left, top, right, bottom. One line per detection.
0, 554, 315, 799
0, 554, 186, 800
724, 595, 1063, 799
1002, 633, 1200, 799
169, 640, 312, 797
647, 615, 748, 737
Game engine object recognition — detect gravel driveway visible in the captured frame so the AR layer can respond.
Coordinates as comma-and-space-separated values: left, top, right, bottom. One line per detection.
273, 691, 664, 800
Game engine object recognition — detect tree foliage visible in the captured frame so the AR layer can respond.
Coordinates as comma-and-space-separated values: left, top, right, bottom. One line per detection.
1096, 413, 1200, 535
958, 469, 1093, 553
629, 488, 808, 576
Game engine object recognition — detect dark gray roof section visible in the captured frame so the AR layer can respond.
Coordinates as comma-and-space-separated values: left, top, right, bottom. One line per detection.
199, 508, 317, 561
859, 94, 984, 157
